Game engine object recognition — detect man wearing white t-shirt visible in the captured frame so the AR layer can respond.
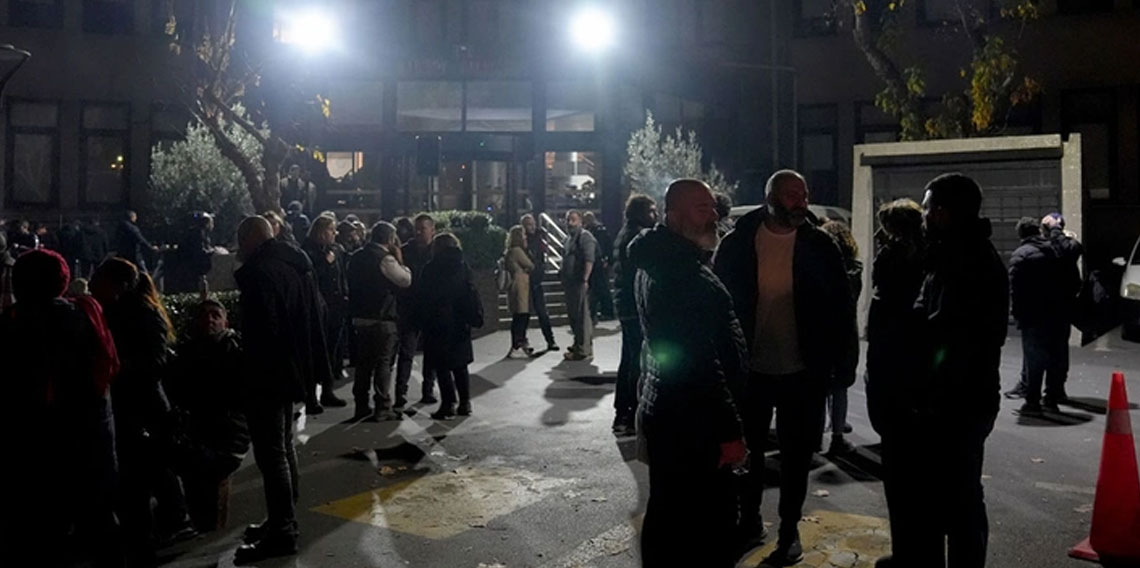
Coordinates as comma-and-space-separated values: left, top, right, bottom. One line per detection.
714, 170, 857, 565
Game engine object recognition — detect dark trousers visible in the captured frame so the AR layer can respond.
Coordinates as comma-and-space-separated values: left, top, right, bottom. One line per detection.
529, 282, 556, 345
396, 326, 437, 402
325, 307, 346, 382
881, 418, 944, 567
1020, 323, 1071, 405
436, 365, 471, 409
246, 401, 299, 542
739, 372, 826, 540
564, 282, 593, 356
614, 318, 642, 421
510, 313, 530, 348
827, 385, 849, 435
353, 321, 400, 410
589, 267, 614, 320
641, 416, 738, 567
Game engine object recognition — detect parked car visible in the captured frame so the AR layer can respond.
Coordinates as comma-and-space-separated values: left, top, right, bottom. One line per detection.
727, 204, 853, 227
1117, 235, 1140, 341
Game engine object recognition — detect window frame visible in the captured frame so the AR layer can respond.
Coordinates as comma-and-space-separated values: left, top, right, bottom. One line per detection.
79, 101, 132, 209
797, 103, 839, 205
5, 98, 61, 209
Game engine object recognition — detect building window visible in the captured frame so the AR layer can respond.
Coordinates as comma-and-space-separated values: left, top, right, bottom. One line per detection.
796, 0, 837, 36
397, 81, 463, 131
9, 0, 63, 28
798, 105, 838, 206
6, 100, 60, 207
465, 81, 532, 132
545, 151, 601, 216
81, 103, 131, 207
150, 104, 190, 154
856, 102, 899, 143
326, 81, 384, 128
547, 81, 597, 132
1057, 0, 1113, 15
1062, 89, 1115, 200
84, 0, 134, 34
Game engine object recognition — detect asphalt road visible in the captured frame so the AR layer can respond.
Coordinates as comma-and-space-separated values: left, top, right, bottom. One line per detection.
160, 322, 1140, 568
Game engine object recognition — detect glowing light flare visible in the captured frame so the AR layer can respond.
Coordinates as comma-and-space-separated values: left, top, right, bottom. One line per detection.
569, 6, 617, 54
276, 8, 339, 54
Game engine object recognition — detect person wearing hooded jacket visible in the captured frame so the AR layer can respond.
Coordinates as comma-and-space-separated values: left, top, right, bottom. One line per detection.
232, 216, 333, 564
713, 169, 856, 564
633, 180, 748, 568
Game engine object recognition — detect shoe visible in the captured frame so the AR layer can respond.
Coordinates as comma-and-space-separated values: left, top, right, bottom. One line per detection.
842, 422, 853, 434
242, 522, 266, 544
353, 405, 372, 421
1043, 400, 1061, 413
765, 536, 804, 566
372, 409, 403, 422
457, 402, 472, 416
157, 524, 199, 547
737, 522, 769, 555
611, 415, 636, 436
507, 348, 529, 359
393, 396, 407, 410
563, 351, 590, 361
829, 434, 855, 455
320, 393, 347, 408
547, 342, 560, 351
431, 406, 457, 420
1004, 385, 1027, 399
234, 536, 297, 565
524, 346, 535, 355
1020, 401, 1043, 416
305, 401, 324, 415
420, 394, 439, 405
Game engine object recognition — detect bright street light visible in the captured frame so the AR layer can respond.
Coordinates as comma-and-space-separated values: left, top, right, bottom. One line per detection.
276, 8, 338, 54
569, 6, 617, 54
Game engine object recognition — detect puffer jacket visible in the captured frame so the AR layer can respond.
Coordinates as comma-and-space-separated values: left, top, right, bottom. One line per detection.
631, 224, 747, 444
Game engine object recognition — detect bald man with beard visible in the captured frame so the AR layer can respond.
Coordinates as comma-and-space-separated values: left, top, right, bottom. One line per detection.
630, 179, 749, 567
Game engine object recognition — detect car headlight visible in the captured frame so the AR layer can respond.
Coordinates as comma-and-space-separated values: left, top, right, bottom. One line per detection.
1125, 283, 1140, 300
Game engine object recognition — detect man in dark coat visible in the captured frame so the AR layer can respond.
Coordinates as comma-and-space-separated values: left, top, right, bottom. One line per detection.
80, 218, 109, 278
611, 194, 657, 436
584, 211, 615, 321
521, 214, 558, 351
913, 173, 1009, 567
116, 210, 157, 274
713, 169, 856, 564
58, 219, 84, 274
633, 180, 748, 568
347, 221, 412, 422
395, 213, 438, 408
301, 215, 349, 410
233, 216, 333, 564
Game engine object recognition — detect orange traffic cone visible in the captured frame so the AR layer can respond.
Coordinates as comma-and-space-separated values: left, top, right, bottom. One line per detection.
1069, 372, 1140, 564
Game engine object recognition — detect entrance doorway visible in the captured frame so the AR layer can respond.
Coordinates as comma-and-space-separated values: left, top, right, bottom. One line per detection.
405, 155, 526, 226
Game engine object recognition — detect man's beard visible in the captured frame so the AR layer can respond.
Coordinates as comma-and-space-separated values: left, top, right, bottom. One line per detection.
685, 223, 719, 251
772, 203, 807, 227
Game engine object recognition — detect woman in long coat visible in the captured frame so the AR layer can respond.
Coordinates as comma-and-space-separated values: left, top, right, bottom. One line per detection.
504, 225, 534, 358
418, 233, 484, 419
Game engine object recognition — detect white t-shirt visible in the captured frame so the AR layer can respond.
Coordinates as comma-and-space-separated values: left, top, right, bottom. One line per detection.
752, 224, 806, 375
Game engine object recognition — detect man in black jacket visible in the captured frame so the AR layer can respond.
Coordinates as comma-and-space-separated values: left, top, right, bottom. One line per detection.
611, 194, 657, 436
521, 214, 558, 351
713, 169, 856, 565
116, 210, 158, 274
584, 211, 615, 321
347, 222, 412, 421
395, 214, 438, 408
633, 179, 748, 568
233, 216, 333, 564
914, 173, 1008, 568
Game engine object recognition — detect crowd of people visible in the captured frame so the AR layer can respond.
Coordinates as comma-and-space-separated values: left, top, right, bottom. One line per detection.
0, 163, 1088, 568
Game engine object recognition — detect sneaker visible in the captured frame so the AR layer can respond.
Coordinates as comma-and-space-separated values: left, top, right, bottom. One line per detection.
431, 406, 457, 420
765, 536, 804, 566
234, 535, 298, 565
1004, 385, 1027, 399
393, 396, 408, 410
320, 393, 347, 408
420, 394, 439, 405
372, 409, 403, 422
1019, 401, 1043, 416
829, 434, 855, 455
1043, 401, 1061, 414
507, 348, 529, 359
563, 350, 590, 361
546, 342, 560, 351
457, 401, 472, 416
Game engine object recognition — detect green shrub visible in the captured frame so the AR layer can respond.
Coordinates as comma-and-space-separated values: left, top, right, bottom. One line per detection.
451, 225, 507, 271
163, 290, 242, 339
417, 210, 494, 231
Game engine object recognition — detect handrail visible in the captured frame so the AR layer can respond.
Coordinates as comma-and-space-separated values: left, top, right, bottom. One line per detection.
539, 212, 566, 271
539, 212, 568, 242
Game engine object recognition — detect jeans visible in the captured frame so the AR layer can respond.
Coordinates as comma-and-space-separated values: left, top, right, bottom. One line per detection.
932, 417, 994, 568
353, 321, 400, 410
588, 266, 615, 320
510, 313, 531, 349
563, 282, 593, 356
1021, 323, 1071, 405
246, 401, 299, 541
614, 318, 643, 421
828, 385, 849, 435
640, 415, 738, 567
396, 326, 436, 402
436, 365, 471, 410
739, 372, 827, 540
529, 282, 556, 345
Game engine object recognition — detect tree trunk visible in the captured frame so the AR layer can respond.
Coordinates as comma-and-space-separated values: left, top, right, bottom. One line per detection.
200, 112, 266, 212
253, 136, 288, 214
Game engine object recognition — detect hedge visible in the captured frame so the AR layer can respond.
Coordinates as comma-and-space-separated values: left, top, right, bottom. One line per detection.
412, 210, 504, 271
164, 290, 241, 339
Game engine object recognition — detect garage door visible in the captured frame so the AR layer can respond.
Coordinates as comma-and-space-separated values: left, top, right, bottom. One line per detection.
872, 160, 1062, 264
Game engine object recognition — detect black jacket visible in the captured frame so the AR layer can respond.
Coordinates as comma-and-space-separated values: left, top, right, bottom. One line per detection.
613, 222, 650, 321
81, 224, 108, 263
417, 247, 483, 370
631, 225, 747, 444
103, 299, 173, 443
167, 227, 213, 293
346, 242, 400, 322
116, 220, 151, 266
1009, 228, 1082, 328
399, 239, 433, 326
915, 220, 1009, 422
526, 228, 549, 284
235, 238, 332, 403
168, 329, 251, 466
865, 239, 927, 435
302, 238, 348, 315
713, 206, 857, 381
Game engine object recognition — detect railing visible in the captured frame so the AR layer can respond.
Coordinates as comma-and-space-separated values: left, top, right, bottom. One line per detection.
539, 212, 566, 271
